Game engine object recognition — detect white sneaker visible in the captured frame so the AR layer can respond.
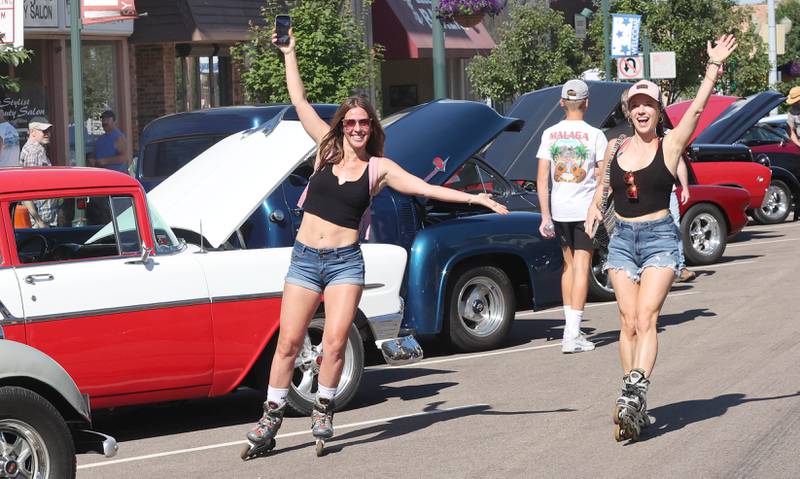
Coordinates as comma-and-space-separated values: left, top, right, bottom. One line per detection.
561, 334, 595, 354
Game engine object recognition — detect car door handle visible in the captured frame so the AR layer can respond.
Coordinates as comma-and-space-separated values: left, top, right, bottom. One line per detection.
25, 274, 54, 284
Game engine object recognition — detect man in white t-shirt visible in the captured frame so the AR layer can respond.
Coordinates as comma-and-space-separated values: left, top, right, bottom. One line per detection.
536, 79, 608, 354
0, 111, 20, 167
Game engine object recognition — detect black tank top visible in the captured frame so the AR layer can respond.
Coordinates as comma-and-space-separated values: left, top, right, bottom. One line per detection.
610, 140, 674, 218
302, 163, 371, 230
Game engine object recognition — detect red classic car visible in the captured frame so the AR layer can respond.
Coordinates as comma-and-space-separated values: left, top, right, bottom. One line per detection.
667, 92, 800, 224
0, 157, 419, 419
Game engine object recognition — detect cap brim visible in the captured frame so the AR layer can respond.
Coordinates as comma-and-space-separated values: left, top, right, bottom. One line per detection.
29, 122, 53, 130
787, 96, 800, 105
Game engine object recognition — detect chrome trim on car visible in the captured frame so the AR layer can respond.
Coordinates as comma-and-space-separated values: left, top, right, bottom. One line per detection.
21, 298, 211, 324
211, 292, 283, 303
0, 300, 21, 325
363, 283, 385, 290
366, 298, 405, 342
379, 335, 424, 366
76, 429, 119, 458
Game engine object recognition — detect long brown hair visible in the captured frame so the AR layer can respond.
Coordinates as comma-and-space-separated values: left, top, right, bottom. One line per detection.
315, 95, 386, 173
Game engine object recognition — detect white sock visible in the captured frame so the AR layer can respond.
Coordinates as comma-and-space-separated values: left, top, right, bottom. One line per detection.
266, 386, 289, 407
317, 384, 337, 401
563, 305, 575, 339
565, 309, 581, 339
572, 309, 585, 335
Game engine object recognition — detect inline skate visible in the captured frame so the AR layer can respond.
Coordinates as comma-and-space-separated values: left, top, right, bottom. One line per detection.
311, 396, 335, 457
241, 401, 286, 460
613, 368, 650, 442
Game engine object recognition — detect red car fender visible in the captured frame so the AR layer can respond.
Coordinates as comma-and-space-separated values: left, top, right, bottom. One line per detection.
690, 161, 771, 210
679, 184, 750, 237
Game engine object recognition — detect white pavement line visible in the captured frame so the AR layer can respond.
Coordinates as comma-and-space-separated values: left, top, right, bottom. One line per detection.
77, 403, 487, 470
727, 238, 800, 248
702, 260, 756, 269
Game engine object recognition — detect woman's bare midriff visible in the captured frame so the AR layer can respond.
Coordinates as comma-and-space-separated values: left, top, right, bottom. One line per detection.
296, 212, 360, 248
615, 209, 670, 222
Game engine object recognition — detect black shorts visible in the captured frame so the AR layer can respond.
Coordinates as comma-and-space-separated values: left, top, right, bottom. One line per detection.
554, 221, 594, 251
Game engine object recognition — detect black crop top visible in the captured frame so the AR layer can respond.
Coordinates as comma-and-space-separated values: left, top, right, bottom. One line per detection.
302, 163, 371, 230
610, 140, 675, 218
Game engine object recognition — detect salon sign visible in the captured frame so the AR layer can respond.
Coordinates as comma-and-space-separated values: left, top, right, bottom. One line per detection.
0, 0, 24, 47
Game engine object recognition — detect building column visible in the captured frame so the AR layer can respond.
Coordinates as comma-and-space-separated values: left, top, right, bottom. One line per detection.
133, 43, 177, 137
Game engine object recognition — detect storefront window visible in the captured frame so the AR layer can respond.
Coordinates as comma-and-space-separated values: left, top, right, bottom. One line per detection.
66, 41, 119, 165
175, 50, 232, 112
0, 40, 48, 143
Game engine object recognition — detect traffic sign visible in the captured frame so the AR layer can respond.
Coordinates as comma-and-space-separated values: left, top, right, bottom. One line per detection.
0, 0, 23, 47
81, 0, 137, 25
617, 56, 644, 80
650, 51, 676, 79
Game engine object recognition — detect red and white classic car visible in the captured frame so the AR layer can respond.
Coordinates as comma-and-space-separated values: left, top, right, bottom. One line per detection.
0, 133, 420, 418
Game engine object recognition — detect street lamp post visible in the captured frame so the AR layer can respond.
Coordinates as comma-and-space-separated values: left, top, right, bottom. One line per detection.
431, 0, 447, 99
70, 0, 85, 167
768, 0, 778, 88
602, 0, 611, 81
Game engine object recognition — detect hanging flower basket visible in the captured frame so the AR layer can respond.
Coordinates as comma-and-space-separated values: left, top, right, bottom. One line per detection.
436, 0, 504, 27
454, 13, 484, 28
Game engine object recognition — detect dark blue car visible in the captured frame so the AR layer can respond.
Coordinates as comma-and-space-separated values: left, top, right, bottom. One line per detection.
136, 101, 563, 351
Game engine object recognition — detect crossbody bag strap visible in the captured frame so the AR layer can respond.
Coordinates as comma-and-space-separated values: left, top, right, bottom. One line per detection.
601, 134, 628, 203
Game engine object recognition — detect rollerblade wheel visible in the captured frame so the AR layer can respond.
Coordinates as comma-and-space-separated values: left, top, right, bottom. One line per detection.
240, 443, 254, 461
315, 438, 325, 457
240, 439, 275, 461
614, 424, 625, 442
612, 404, 623, 425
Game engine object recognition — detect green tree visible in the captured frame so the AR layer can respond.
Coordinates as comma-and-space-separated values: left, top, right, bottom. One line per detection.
587, 0, 768, 103
777, 0, 800, 66
0, 43, 31, 93
466, 3, 585, 102
232, 0, 380, 104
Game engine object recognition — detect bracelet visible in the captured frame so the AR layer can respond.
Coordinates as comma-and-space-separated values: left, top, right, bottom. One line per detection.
707, 59, 722, 68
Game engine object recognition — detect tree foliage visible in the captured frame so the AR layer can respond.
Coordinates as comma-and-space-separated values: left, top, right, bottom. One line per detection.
231, 0, 380, 104
777, 0, 800, 66
587, 0, 768, 103
0, 44, 31, 93
466, 3, 585, 102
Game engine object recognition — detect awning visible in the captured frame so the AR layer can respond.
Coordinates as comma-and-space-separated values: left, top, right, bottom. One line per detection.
130, 0, 263, 44
373, 0, 496, 60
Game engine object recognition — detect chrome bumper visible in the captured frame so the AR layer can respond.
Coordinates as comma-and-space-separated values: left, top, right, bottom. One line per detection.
366, 299, 423, 366
76, 429, 119, 458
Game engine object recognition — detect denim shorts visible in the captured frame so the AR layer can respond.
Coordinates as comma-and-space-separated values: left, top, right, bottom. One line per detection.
285, 241, 365, 293
604, 215, 680, 283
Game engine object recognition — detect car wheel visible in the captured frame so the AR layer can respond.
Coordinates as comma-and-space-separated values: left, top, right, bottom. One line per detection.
682, 203, 728, 266
588, 247, 615, 302
0, 386, 76, 479
752, 180, 792, 224
446, 265, 515, 352
286, 315, 364, 416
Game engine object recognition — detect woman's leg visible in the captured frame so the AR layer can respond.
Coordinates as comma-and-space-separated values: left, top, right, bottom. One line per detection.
267, 283, 322, 388
317, 283, 363, 389
632, 267, 675, 376
609, 269, 640, 373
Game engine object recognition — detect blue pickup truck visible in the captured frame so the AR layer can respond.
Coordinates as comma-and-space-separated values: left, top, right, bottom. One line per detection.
136, 100, 563, 351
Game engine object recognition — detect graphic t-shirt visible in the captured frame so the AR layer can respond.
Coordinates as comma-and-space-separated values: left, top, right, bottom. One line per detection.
536, 120, 608, 222
0, 121, 20, 167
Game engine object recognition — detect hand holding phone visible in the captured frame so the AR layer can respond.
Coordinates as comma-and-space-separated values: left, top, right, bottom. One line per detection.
275, 15, 291, 47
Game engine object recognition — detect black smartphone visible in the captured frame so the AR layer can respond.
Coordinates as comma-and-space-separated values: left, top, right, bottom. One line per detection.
275, 15, 291, 46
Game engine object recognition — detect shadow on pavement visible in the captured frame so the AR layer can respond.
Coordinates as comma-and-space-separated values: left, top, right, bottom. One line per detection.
729, 229, 783, 243
263, 401, 576, 457
349, 367, 459, 408
641, 391, 800, 441
589, 308, 717, 349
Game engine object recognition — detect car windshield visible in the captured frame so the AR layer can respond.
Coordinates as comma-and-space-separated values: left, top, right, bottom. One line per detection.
85, 199, 182, 254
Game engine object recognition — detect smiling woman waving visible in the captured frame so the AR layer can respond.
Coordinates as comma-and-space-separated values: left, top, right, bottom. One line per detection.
586, 35, 737, 442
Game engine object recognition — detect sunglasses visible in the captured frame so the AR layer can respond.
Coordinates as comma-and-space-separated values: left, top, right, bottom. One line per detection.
343, 118, 371, 129
624, 171, 638, 200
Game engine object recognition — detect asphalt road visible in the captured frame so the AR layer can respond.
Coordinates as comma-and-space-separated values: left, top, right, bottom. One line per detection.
77, 221, 800, 479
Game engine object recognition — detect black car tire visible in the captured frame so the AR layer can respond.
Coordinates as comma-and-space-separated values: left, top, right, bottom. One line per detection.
682, 203, 728, 266
286, 315, 364, 415
446, 265, 515, 352
752, 179, 792, 224
588, 247, 616, 302
0, 386, 76, 479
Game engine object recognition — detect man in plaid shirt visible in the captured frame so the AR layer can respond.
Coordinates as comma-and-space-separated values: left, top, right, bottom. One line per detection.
19, 117, 58, 227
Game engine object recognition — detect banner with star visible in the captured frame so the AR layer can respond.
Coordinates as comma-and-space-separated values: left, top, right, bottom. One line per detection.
610, 14, 642, 58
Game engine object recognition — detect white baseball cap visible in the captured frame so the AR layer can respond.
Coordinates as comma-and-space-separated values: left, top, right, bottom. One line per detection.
28, 116, 53, 131
561, 79, 589, 100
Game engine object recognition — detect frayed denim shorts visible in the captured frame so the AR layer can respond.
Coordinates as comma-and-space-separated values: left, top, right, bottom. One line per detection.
285, 240, 365, 293
603, 215, 680, 283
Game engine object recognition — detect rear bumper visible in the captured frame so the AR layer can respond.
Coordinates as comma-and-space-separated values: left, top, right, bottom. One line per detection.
366, 299, 423, 366
74, 429, 118, 458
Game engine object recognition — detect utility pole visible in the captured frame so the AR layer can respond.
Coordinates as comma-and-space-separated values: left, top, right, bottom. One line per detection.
768, 0, 778, 88
70, 0, 85, 167
602, 0, 611, 81
642, 31, 650, 80
431, 0, 446, 99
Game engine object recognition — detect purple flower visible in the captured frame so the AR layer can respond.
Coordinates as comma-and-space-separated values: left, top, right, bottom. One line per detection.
436, 0, 504, 23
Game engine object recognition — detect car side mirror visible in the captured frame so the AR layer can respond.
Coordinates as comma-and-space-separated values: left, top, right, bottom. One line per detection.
521, 181, 536, 193
140, 242, 153, 262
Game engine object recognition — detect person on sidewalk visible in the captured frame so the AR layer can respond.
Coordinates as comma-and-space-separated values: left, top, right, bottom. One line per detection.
536, 79, 608, 354
786, 86, 800, 148
19, 117, 58, 228
0, 111, 20, 168
91, 110, 130, 174
586, 35, 737, 441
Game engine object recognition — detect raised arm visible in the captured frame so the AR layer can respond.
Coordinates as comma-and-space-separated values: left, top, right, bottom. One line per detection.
274, 29, 330, 143
665, 35, 737, 158
379, 158, 508, 214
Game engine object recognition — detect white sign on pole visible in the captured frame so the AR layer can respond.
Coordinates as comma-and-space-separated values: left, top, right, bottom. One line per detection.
649, 51, 676, 79
617, 56, 644, 80
0, 0, 24, 47
611, 14, 642, 58
574, 14, 587, 40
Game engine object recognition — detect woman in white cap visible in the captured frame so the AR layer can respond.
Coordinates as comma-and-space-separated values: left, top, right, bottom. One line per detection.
586, 35, 737, 442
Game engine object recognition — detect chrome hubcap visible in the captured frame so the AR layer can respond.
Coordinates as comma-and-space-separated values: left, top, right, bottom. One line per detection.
292, 320, 355, 403
457, 276, 505, 337
0, 420, 49, 479
592, 250, 614, 294
690, 213, 721, 257
760, 184, 789, 220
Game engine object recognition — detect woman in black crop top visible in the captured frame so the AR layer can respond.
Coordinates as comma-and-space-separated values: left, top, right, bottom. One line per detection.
585, 35, 737, 442
244, 28, 509, 451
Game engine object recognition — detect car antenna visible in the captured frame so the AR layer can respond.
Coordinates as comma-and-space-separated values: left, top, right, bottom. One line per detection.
198, 219, 207, 254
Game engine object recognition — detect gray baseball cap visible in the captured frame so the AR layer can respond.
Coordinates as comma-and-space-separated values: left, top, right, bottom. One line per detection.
561, 79, 589, 100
